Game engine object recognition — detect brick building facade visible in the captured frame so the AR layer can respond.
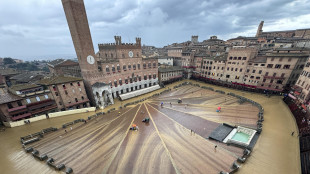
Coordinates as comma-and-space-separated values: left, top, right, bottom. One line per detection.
291, 58, 310, 108
192, 47, 309, 92
48, 59, 82, 78
38, 76, 90, 111
158, 65, 183, 85
0, 84, 57, 123
61, 0, 158, 108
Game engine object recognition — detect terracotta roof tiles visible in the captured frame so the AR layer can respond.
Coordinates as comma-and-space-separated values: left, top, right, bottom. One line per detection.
38, 76, 83, 85
0, 89, 22, 105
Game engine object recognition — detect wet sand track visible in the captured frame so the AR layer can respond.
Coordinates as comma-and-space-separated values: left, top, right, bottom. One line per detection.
4, 81, 298, 174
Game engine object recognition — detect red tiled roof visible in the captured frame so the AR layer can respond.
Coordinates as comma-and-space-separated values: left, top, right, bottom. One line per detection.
0, 74, 4, 85
0, 89, 22, 105
58, 60, 79, 67
38, 76, 83, 85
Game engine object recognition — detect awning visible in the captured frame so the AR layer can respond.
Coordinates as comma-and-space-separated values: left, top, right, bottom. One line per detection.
11, 113, 32, 121
8, 105, 27, 112
294, 91, 301, 96
119, 85, 160, 100
257, 86, 282, 92
288, 94, 296, 100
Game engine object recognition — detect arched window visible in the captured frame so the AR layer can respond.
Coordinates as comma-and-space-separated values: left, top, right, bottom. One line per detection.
153, 62, 156, 68
133, 64, 136, 70
117, 64, 120, 71
119, 79, 122, 85
148, 62, 151, 68
143, 63, 146, 69
106, 66, 110, 73
114, 80, 117, 87
112, 65, 115, 72
144, 75, 147, 80
138, 64, 141, 69
123, 65, 127, 71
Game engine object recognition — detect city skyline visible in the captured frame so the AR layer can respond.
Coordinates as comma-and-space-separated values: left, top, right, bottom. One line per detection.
0, 0, 310, 60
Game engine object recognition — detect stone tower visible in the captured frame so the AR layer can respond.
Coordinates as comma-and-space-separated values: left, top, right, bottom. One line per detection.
61, 0, 98, 76
191, 35, 198, 43
255, 21, 264, 37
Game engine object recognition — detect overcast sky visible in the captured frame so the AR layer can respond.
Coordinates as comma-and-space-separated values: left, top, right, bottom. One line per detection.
0, 0, 310, 60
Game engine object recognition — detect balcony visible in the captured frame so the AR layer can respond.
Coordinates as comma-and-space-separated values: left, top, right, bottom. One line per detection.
11, 113, 32, 121
8, 105, 27, 113
30, 104, 57, 115
27, 99, 56, 111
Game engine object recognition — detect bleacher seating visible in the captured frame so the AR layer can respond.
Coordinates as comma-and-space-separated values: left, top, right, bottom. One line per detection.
284, 98, 310, 174
300, 136, 310, 152
300, 151, 310, 174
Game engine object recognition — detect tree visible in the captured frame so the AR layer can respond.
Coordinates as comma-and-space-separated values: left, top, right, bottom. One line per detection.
41, 66, 50, 72
3, 57, 16, 65
8, 62, 40, 71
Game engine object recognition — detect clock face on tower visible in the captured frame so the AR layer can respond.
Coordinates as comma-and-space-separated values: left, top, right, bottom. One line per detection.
87, 55, 95, 64
128, 51, 133, 58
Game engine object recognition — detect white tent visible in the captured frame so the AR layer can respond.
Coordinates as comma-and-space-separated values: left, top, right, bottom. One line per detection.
119, 85, 160, 100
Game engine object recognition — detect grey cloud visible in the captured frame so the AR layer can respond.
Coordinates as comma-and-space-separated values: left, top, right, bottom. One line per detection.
0, 0, 310, 60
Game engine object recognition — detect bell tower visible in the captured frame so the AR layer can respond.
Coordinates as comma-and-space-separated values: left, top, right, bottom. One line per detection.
255, 21, 264, 37
61, 0, 98, 76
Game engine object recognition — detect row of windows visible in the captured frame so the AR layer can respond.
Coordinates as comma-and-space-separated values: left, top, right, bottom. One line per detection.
103, 63, 157, 73
26, 95, 49, 104
229, 57, 247, 60
202, 72, 223, 77
248, 63, 265, 66
103, 52, 140, 58
228, 67, 243, 72
297, 80, 310, 90
260, 79, 283, 84
19, 87, 43, 95
202, 66, 225, 70
53, 82, 81, 91
201, 64, 288, 78
266, 64, 292, 69
300, 71, 310, 78
59, 96, 85, 106
110, 75, 157, 87
227, 62, 245, 65
263, 72, 285, 77
55, 88, 82, 97
161, 72, 182, 77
